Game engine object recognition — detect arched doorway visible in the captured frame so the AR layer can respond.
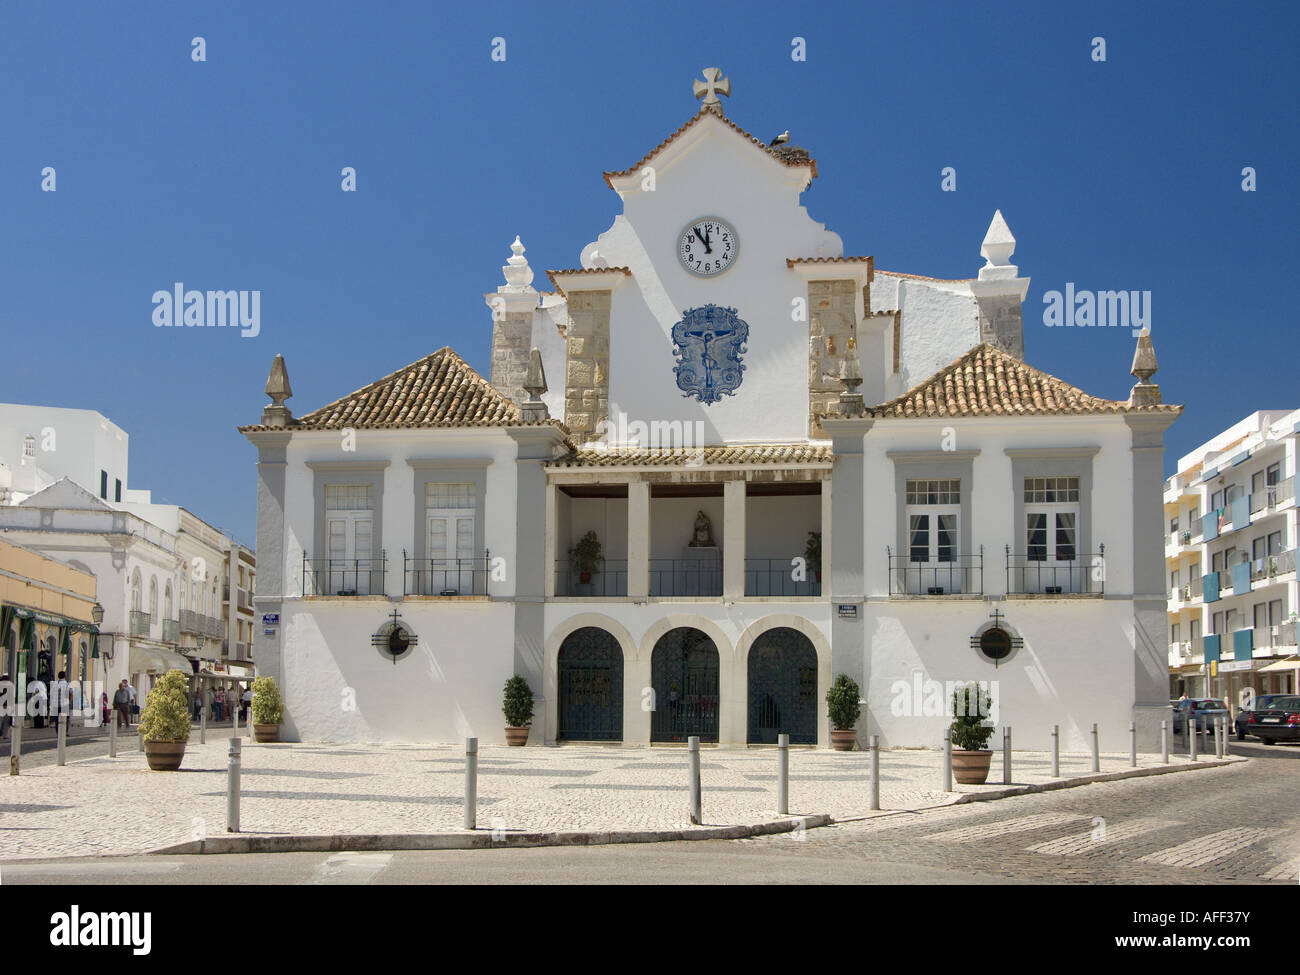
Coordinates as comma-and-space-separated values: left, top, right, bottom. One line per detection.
557, 627, 623, 741
650, 627, 720, 742
747, 627, 818, 744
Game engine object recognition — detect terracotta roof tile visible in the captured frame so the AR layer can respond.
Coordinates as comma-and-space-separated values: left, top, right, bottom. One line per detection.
865, 344, 1182, 419
786, 256, 873, 267
547, 443, 833, 468
603, 112, 817, 188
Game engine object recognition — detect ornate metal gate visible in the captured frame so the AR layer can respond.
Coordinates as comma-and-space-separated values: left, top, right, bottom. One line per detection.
651, 627, 720, 742
747, 627, 818, 744
557, 627, 624, 741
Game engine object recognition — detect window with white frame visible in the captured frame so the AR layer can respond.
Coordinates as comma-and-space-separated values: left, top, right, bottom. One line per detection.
325, 484, 375, 594
423, 482, 477, 594
903, 478, 962, 593
1023, 476, 1080, 592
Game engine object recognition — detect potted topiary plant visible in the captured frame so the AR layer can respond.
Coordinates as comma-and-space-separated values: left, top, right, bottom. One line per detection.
251, 675, 284, 743
949, 685, 995, 784
569, 530, 604, 585
805, 531, 822, 583
139, 669, 191, 771
502, 674, 534, 746
826, 673, 861, 750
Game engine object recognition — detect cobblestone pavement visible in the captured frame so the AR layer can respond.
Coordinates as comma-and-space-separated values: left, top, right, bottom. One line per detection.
0, 734, 1235, 861
733, 743, 1300, 884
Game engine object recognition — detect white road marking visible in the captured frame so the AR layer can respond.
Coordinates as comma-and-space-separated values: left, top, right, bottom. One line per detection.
310, 852, 393, 885
1138, 828, 1274, 868
930, 813, 1087, 842
1027, 818, 1171, 856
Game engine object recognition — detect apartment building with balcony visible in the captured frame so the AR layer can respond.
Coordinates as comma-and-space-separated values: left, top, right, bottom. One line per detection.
243, 80, 1180, 751
1164, 409, 1300, 702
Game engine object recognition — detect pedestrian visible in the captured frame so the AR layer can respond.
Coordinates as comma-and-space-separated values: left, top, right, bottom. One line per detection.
0, 672, 10, 739
112, 679, 131, 729
214, 686, 225, 722
51, 670, 69, 733
127, 682, 138, 721
28, 677, 48, 729
100, 691, 111, 726
241, 685, 252, 721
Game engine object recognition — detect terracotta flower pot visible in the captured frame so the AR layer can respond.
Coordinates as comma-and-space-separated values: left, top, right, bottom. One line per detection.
144, 739, 186, 771
952, 749, 993, 785
830, 729, 857, 751
579, 571, 592, 584
504, 726, 530, 746
253, 723, 280, 743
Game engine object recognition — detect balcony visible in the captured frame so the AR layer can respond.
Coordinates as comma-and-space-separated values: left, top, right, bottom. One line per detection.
303, 553, 387, 597
888, 549, 984, 596
205, 615, 224, 639
1250, 476, 1295, 514
1005, 546, 1105, 596
403, 554, 491, 597
237, 588, 253, 612
1250, 549, 1297, 584
1256, 621, 1298, 650
554, 560, 628, 597
744, 558, 821, 597
129, 610, 151, 638
162, 618, 179, 643
236, 641, 249, 659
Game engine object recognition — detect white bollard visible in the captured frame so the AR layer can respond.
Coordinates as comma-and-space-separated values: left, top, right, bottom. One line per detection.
1090, 723, 1099, 773
464, 737, 478, 830
109, 711, 117, 758
776, 733, 789, 816
1051, 724, 1059, 778
868, 735, 880, 811
1002, 726, 1012, 785
1129, 721, 1136, 767
942, 728, 952, 792
226, 738, 241, 833
1161, 720, 1169, 765
56, 714, 67, 767
688, 736, 702, 825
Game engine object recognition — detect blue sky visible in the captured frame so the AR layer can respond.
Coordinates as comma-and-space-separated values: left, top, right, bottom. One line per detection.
2, 1, 1295, 543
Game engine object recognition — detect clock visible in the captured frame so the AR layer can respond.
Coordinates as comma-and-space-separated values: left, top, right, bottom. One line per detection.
677, 216, 738, 277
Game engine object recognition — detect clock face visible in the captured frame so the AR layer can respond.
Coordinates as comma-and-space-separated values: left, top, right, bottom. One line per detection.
678, 217, 738, 277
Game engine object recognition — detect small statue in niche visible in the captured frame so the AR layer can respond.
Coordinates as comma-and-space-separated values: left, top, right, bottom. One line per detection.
689, 510, 715, 547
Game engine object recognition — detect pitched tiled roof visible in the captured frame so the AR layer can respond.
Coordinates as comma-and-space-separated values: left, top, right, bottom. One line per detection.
238, 347, 572, 434
547, 443, 833, 468
866, 344, 1182, 419
603, 111, 817, 188
786, 256, 873, 267
545, 266, 633, 294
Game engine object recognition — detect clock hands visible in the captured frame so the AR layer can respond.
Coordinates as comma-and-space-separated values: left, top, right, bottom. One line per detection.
692, 226, 713, 255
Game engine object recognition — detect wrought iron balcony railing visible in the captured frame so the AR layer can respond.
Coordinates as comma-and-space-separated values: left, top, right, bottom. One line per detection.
887, 547, 983, 596
649, 557, 723, 597
554, 559, 628, 597
129, 610, 151, 637
302, 552, 387, 597
744, 558, 822, 597
1005, 544, 1105, 595
403, 552, 491, 596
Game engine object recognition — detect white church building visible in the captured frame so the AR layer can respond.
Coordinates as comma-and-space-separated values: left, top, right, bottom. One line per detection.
242, 71, 1180, 751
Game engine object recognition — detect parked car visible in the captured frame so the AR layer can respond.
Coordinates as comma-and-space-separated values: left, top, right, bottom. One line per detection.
1234, 694, 1295, 740
1171, 698, 1229, 735
1245, 696, 1300, 745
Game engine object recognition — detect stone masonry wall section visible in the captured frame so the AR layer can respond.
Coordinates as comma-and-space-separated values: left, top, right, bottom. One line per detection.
564, 290, 611, 442
808, 279, 859, 436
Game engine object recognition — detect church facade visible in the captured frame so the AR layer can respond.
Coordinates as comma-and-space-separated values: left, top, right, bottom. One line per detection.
242, 71, 1180, 751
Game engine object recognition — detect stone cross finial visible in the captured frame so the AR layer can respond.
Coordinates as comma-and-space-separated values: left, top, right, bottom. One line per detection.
693, 67, 731, 115
261, 353, 294, 427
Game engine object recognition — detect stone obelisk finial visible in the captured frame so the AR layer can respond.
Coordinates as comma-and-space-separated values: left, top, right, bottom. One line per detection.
261, 354, 294, 427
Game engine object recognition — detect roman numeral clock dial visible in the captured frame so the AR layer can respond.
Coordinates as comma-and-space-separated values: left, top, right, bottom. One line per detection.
678, 217, 738, 277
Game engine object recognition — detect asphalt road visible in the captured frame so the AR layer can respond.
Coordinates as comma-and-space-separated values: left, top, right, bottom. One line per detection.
3, 740, 1294, 885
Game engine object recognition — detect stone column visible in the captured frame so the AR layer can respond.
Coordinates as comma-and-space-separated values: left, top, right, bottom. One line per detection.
723, 479, 746, 599
627, 480, 650, 598
821, 416, 874, 746
1127, 413, 1179, 749
246, 431, 291, 691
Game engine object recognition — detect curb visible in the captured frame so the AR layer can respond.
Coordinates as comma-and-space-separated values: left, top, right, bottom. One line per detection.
148, 814, 834, 856
946, 755, 1246, 805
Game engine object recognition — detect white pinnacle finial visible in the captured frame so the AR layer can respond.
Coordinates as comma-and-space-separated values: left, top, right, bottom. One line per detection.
980, 210, 1016, 267
501, 235, 534, 290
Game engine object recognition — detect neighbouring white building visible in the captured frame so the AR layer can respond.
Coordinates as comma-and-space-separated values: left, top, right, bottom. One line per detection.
243, 71, 1180, 751
1164, 410, 1299, 703
0, 404, 257, 698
